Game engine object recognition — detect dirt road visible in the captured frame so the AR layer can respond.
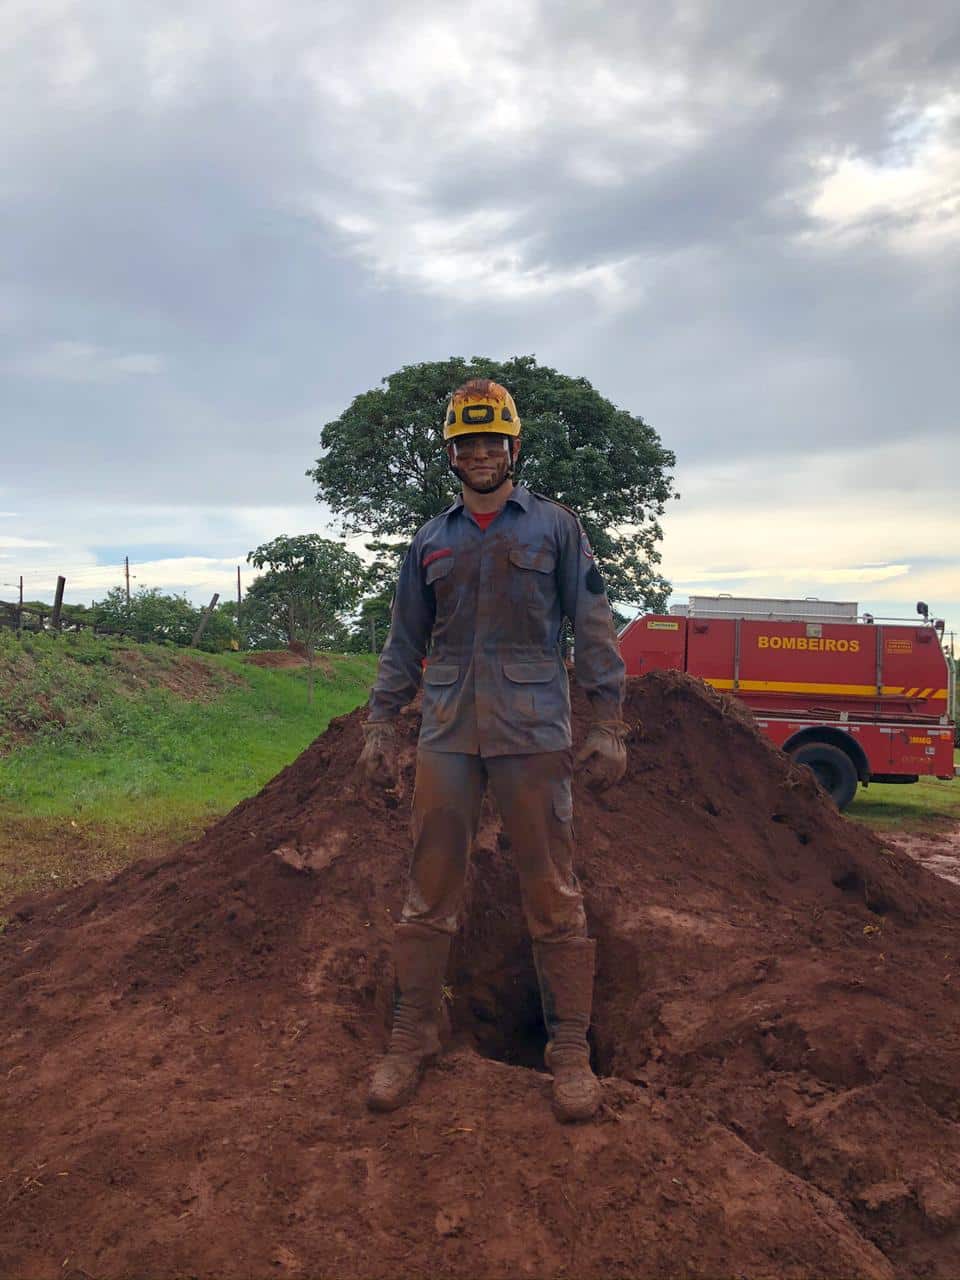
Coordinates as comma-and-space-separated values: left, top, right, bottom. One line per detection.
885, 823, 960, 887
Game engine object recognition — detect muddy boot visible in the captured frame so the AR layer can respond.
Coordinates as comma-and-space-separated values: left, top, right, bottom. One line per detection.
367, 923, 451, 1113
534, 937, 602, 1123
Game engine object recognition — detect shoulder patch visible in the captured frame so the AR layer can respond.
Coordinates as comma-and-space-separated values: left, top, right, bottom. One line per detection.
586, 564, 605, 594
580, 530, 594, 559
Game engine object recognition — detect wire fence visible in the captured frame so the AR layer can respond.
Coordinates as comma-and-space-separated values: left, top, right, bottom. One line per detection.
1, 561, 243, 647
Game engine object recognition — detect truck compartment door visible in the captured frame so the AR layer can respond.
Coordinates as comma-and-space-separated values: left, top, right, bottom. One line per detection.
619, 616, 686, 675
686, 619, 736, 691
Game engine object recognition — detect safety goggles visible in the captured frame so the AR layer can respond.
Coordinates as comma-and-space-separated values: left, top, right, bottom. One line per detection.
449, 434, 512, 457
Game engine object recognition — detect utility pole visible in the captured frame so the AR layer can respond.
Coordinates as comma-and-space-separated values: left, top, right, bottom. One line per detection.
191, 593, 220, 649
369, 617, 377, 654
236, 565, 242, 649
17, 575, 23, 633
124, 556, 131, 604
51, 576, 66, 633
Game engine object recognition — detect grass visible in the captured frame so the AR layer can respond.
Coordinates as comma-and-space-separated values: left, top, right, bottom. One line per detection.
0, 632, 377, 903
847, 760, 960, 832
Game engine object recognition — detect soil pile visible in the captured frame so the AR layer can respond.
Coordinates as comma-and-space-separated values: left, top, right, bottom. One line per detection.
2, 671, 959, 1279
242, 649, 333, 674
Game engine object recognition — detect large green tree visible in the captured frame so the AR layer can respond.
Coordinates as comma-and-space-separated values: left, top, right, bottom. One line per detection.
308, 355, 675, 608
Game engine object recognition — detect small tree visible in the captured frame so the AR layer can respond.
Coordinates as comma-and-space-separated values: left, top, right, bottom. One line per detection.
341, 541, 404, 653
197, 601, 241, 653
246, 535, 364, 701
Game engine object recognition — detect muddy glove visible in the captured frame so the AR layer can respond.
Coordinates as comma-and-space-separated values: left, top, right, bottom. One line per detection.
358, 720, 398, 789
575, 719, 629, 791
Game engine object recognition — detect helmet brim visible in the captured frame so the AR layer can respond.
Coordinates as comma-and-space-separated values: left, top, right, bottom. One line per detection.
443, 421, 521, 441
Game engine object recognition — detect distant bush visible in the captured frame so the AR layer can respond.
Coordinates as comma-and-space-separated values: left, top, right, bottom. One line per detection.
90, 587, 238, 652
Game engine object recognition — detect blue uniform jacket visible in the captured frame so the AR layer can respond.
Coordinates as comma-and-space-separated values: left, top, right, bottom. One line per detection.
367, 485, 626, 756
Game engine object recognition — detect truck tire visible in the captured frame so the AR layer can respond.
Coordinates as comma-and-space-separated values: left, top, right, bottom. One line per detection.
790, 742, 859, 811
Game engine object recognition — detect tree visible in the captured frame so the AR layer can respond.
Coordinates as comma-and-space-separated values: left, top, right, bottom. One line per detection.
242, 573, 352, 652
339, 542, 404, 653
308, 355, 676, 609
89, 587, 238, 651
245, 535, 365, 699
201, 601, 242, 653
92, 587, 199, 647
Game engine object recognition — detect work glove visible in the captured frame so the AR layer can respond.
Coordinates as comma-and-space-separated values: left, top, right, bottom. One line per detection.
358, 720, 398, 789
575, 719, 629, 791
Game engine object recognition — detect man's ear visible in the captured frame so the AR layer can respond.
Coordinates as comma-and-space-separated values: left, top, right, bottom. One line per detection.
512, 436, 522, 463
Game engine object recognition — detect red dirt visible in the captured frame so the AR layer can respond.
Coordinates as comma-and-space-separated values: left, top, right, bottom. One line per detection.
2, 671, 960, 1279
112, 649, 241, 700
242, 650, 334, 675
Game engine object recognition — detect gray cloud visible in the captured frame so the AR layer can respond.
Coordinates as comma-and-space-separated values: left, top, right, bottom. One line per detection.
2, 0, 958, 615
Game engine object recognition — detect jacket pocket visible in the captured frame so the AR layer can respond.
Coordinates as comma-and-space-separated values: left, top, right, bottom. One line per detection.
423, 663, 459, 686
508, 547, 556, 574
503, 660, 557, 684
425, 556, 455, 584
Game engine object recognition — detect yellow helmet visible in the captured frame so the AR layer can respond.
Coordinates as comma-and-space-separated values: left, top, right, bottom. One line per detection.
443, 379, 521, 441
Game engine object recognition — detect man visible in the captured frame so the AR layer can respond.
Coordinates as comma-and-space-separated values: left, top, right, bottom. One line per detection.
358, 378, 627, 1122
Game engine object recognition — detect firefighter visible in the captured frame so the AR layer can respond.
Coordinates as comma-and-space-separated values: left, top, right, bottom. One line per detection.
358, 378, 627, 1122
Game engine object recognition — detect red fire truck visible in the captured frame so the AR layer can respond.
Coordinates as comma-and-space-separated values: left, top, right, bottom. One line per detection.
619, 595, 957, 810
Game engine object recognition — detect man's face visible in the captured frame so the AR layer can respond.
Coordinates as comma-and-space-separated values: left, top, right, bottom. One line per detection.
448, 433, 520, 493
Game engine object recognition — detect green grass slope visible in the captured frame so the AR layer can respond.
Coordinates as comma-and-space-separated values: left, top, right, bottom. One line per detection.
0, 632, 377, 905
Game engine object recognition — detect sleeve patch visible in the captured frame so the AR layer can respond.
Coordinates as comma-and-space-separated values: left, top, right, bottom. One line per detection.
580, 530, 594, 559
586, 565, 605, 594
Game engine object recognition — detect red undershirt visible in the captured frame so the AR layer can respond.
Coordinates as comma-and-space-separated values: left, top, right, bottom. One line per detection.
471, 509, 502, 531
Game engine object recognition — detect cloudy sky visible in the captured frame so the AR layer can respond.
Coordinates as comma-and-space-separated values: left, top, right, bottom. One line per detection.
3, 1, 959, 635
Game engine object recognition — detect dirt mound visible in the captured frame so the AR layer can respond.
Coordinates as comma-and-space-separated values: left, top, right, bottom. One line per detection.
242, 649, 333, 674
111, 648, 242, 700
2, 671, 959, 1279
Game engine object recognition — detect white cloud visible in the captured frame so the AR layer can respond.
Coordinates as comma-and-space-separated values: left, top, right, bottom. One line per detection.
0, 535, 54, 549
324, 201, 633, 301
807, 93, 960, 251
659, 438, 960, 620
12, 341, 165, 383
674, 563, 911, 587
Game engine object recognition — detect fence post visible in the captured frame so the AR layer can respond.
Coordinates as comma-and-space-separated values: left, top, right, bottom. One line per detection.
236, 565, 243, 650
51, 577, 66, 632
191, 593, 220, 648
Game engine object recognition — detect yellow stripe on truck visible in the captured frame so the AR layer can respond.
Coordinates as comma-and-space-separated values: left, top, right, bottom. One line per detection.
706, 679, 911, 697
704, 678, 949, 699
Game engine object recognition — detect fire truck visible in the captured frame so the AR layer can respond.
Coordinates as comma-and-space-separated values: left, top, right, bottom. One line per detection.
619, 595, 957, 810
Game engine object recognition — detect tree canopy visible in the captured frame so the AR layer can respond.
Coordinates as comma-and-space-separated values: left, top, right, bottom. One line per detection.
245, 534, 364, 655
308, 355, 676, 608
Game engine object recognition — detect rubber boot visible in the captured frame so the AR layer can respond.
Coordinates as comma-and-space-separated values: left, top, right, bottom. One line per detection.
533, 937, 602, 1123
367, 923, 451, 1113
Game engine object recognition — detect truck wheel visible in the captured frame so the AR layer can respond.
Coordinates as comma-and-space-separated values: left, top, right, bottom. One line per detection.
790, 743, 859, 811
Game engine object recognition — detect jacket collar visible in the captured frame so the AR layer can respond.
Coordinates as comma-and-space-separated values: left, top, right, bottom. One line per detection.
450, 484, 531, 516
